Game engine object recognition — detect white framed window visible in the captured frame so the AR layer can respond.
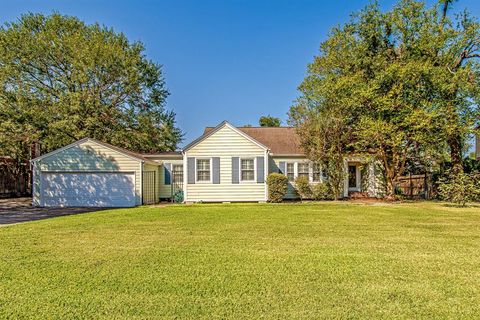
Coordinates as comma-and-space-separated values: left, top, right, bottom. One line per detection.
286, 163, 295, 182
312, 163, 321, 182
298, 163, 309, 179
240, 158, 255, 181
196, 158, 211, 182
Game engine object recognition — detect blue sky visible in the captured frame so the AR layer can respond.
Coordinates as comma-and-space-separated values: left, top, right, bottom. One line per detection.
1, 0, 479, 147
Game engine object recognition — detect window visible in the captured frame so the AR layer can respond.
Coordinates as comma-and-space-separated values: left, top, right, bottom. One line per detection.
313, 163, 321, 182
196, 159, 210, 182
241, 158, 255, 181
172, 164, 183, 183
286, 163, 295, 181
298, 163, 309, 179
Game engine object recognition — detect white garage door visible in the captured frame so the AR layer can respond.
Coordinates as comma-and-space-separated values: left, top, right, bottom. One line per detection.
40, 172, 136, 207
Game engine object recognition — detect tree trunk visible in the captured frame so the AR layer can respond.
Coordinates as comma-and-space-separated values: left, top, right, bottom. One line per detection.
448, 133, 463, 174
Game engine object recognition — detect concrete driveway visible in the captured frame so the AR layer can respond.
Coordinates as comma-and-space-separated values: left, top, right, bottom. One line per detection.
0, 198, 105, 225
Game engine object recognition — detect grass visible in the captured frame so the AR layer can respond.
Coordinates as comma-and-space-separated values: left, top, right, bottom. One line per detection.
1, 202, 480, 319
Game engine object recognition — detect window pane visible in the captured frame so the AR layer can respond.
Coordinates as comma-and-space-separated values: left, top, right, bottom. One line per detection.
312, 163, 321, 182
197, 159, 210, 181
240, 159, 255, 181
286, 163, 295, 181
241, 170, 254, 181
298, 163, 309, 179
298, 163, 309, 173
197, 171, 210, 181
197, 159, 210, 171
241, 159, 254, 170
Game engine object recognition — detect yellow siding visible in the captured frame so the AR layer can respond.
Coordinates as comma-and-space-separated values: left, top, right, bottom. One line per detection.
34, 140, 143, 205
186, 125, 266, 202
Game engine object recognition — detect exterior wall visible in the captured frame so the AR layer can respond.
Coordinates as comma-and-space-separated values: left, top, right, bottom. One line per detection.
147, 157, 184, 199
33, 140, 143, 206
185, 125, 266, 202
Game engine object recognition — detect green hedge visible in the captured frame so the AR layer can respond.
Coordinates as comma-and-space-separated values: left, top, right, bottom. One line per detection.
267, 173, 288, 202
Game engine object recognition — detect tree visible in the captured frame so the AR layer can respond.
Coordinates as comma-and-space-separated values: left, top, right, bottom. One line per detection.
430, 0, 480, 172
259, 115, 281, 127
290, 111, 348, 200
0, 13, 182, 169
289, 0, 463, 197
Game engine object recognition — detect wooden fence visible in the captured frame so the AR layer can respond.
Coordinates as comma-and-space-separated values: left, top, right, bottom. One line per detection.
0, 166, 31, 198
394, 173, 431, 199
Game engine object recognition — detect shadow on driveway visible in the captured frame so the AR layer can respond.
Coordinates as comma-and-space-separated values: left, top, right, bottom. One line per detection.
0, 198, 106, 225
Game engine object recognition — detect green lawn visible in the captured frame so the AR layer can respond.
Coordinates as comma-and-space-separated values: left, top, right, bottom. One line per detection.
1, 202, 480, 319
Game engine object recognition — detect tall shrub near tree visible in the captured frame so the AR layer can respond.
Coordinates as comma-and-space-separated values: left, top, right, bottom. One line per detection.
0, 13, 182, 172
289, 0, 480, 198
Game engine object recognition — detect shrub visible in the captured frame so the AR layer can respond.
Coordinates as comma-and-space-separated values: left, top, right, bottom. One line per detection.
295, 176, 312, 201
438, 171, 480, 206
312, 182, 331, 200
173, 190, 184, 203
267, 173, 288, 203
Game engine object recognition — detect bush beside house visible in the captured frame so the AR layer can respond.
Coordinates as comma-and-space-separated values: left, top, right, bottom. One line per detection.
267, 173, 288, 202
294, 176, 312, 201
438, 171, 480, 206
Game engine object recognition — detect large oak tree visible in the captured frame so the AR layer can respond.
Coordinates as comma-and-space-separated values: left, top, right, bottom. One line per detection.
289, 0, 480, 197
0, 13, 182, 172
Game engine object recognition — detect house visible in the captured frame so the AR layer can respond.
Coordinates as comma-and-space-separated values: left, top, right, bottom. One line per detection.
31, 121, 382, 207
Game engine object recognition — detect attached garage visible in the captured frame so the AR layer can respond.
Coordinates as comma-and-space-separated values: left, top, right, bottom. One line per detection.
31, 138, 160, 207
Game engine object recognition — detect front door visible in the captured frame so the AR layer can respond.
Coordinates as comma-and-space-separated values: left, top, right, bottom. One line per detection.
348, 165, 360, 191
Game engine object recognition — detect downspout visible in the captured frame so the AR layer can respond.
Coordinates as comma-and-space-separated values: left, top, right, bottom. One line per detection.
264, 149, 270, 201
140, 161, 144, 205
182, 150, 187, 203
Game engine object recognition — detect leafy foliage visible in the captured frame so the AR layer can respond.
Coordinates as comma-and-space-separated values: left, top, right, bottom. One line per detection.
266, 173, 288, 202
259, 115, 281, 127
438, 170, 480, 206
312, 182, 331, 200
0, 13, 182, 167
294, 176, 312, 201
290, 113, 346, 199
290, 0, 480, 197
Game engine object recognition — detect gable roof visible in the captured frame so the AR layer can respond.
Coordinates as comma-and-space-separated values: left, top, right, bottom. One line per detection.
31, 138, 158, 165
183, 121, 269, 152
201, 125, 304, 155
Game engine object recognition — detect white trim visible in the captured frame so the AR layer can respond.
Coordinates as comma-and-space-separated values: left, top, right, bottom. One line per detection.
195, 157, 213, 183
264, 151, 268, 201
297, 161, 309, 180
140, 162, 144, 205
183, 151, 188, 202
285, 161, 296, 182
30, 138, 155, 164
183, 121, 269, 152
239, 157, 256, 183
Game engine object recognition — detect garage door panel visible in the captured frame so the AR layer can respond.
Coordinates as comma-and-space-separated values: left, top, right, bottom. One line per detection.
41, 172, 136, 207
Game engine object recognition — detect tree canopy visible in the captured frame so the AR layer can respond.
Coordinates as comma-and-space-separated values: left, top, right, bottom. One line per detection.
0, 13, 182, 167
289, 0, 480, 196
259, 115, 281, 127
